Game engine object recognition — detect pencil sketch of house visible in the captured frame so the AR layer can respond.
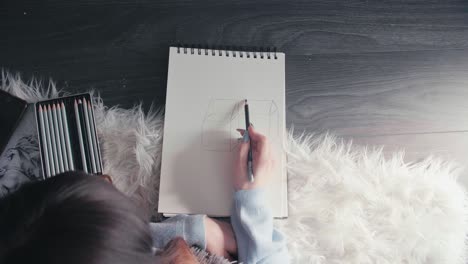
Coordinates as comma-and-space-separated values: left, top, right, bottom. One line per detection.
201, 98, 279, 152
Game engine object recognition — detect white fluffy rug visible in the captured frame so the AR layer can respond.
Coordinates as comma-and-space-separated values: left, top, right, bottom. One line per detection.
2, 71, 467, 264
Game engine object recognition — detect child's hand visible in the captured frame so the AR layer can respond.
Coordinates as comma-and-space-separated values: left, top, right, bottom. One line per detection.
233, 126, 275, 190
205, 217, 237, 260
156, 237, 199, 263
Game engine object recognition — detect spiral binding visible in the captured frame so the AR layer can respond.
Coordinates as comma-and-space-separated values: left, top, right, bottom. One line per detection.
176, 44, 278, 59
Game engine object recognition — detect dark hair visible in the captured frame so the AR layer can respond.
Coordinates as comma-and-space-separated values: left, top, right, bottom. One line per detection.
0, 171, 154, 264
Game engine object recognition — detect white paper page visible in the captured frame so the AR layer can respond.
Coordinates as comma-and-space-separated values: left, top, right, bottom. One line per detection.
159, 47, 287, 217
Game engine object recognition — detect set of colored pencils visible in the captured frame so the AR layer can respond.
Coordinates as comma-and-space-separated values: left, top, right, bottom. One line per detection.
37, 97, 102, 178
73, 98, 102, 175
38, 102, 75, 177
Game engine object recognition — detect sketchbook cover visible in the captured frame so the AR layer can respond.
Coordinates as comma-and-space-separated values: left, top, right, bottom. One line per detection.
0, 104, 42, 197
159, 47, 288, 217
0, 90, 28, 153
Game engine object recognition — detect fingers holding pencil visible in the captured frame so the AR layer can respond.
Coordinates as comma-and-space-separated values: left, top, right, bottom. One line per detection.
236, 126, 269, 155
233, 126, 274, 190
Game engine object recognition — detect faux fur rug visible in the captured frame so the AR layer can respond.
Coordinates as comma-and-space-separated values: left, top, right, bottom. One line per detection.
2, 71, 467, 264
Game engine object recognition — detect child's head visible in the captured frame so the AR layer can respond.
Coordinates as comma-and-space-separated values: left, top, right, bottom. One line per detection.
0, 172, 154, 264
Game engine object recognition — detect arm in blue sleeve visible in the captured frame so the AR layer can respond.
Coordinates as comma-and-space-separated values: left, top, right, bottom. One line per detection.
231, 188, 289, 264
149, 214, 206, 250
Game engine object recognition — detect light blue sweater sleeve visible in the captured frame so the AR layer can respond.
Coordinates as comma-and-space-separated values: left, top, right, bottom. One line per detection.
149, 214, 206, 250
231, 188, 290, 264
149, 189, 289, 263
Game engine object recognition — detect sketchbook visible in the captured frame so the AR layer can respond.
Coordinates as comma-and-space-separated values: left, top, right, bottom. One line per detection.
159, 46, 288, 217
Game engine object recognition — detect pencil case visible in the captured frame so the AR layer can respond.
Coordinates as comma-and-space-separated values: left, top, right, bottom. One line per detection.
34, 93, 103, 179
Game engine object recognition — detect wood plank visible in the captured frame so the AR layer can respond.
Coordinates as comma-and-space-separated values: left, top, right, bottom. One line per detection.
287, 50, 468, 135
1, 0, 468, 56
1, 0, 467, 112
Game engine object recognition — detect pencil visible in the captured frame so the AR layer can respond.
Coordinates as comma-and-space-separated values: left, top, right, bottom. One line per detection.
52, 104, 65, 173
83, 99, 97, 173
78, 99, 92, 173
43, 105, 56, 176
47, 104, 60, 175
88, 101, 102, 173
61, 102, 75, 170
38, 105, 51, 177
75, 99, 88, 173
244, 99, 254, 182
57, 103, 69, 171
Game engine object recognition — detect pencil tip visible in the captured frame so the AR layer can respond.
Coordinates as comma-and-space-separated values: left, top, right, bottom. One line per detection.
78, 99, 82, 104
39, 105, 42, 111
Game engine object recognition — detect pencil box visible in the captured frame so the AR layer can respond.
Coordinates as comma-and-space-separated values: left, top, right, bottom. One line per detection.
34, 93, 103, 179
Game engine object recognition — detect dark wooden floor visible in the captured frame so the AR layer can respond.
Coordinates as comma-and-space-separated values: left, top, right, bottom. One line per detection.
1, 0, 467, 184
